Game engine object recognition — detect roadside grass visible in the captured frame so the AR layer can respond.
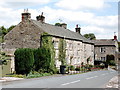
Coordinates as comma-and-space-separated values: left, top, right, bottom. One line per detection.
4, 68, 107, 79
26, 72, 53, 79
5, 72, 53, 79
5, 74, 26, 78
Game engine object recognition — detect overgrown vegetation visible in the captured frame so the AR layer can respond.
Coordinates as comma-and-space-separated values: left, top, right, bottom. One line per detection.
14, 33, 57, 76
58, 38, 66, 65
41, 33, 57, 74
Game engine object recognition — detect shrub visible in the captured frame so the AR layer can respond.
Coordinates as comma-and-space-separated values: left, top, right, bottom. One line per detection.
14, 48, 34, 75
75, 66, 80, 71
69, 65, 75, 71
109, 60, 116, 66
34, 47, 51, 73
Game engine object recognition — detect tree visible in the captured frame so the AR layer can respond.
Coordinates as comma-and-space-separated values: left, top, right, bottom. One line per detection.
34, 47, 51, 72
55, 23, 61, 26
0, 26, 7, 36
106, 55, 115, 66
0, 25, 16, 42
7, 25, 16, 32
83, 33, 96, 40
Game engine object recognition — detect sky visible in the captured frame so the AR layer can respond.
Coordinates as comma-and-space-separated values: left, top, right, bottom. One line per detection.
0, 0, 119, 40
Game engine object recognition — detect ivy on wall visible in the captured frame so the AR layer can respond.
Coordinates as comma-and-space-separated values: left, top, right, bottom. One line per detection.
58, 38, 66, 65
41, 33, 57, 73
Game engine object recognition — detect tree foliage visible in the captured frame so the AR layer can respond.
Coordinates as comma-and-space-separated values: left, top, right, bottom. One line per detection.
55, 23, 61, 26
14, 48, 34, 75
34, 47, 51, 72
0, 25, 16, 42
83, 33, 96, 40
41, 33, 57, 73
106, 55, 115, 66
58, 39, 66, 65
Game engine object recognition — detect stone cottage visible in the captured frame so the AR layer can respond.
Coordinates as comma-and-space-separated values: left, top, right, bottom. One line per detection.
93, 37, 119, 65
3, 10, 94, 72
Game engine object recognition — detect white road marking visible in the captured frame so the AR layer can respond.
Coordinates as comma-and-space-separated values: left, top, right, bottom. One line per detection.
61, 80, 80, 86
86, 76, 98, 80
86, 77, 93, 80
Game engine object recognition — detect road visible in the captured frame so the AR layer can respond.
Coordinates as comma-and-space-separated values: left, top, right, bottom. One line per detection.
2, 70, 118, 88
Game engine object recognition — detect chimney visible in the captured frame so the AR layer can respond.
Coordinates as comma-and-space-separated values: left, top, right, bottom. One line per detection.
36, 12, 45, 23
61, 23, 67, 29
75, 24, 81, 34
21, 9, 31, 21
114, 35, 117, 40
114, 32, 117, 41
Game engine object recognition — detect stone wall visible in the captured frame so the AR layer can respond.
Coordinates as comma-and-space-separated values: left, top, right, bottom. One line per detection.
4, 20, 44, 49
53, 37, 94, 68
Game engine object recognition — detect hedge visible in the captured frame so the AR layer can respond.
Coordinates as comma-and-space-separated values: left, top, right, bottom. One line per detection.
14, 48, 34, 75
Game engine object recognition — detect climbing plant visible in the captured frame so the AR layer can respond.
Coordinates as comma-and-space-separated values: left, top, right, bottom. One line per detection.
41, 33, 57, 73
58, 38, 66, 65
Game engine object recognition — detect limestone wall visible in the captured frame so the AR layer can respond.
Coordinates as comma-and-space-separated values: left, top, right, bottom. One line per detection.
53, 37, 94, 68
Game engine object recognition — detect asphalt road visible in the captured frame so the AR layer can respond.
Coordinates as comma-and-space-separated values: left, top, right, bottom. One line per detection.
2, 69, 118, 88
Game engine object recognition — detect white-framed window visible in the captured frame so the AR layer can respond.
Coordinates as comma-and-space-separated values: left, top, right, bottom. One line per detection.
101, 57, 106, 61
53, 41, 58, 49
100, 47, 106, 53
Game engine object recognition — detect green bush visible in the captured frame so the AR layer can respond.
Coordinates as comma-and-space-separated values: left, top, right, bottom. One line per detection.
109, 60, 116, 66
34, 47, 51, 73
69, 65, 75, 71
75, 66, 80, 71
15, 48, 34, 75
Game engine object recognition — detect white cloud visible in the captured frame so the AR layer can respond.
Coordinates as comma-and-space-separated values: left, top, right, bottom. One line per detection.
55, 0, 105, 10
0, 0, 51, 8
0, 0, 50, 3
0, 1, 118, 40
81, 25, 117, 39
39, 6, 118, 39
40, 6, 94, 23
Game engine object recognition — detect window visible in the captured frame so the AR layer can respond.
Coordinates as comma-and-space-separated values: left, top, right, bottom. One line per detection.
101, 57, 106, 61
53, 41, 58, 49
100, 47, 106, 53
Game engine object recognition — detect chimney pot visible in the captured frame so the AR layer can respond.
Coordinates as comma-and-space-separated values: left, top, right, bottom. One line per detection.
75, 24, 81, 34
21, 9, 31, 21
36, 12, 45, 23
114, 35, 117, 40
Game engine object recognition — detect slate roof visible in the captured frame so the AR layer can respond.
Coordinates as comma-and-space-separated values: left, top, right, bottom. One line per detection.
93, 39, 116, 46
32, 20, 94, 44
